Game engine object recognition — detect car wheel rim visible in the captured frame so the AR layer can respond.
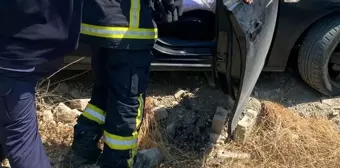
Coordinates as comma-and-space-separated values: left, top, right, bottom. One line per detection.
328, 45, 340, 88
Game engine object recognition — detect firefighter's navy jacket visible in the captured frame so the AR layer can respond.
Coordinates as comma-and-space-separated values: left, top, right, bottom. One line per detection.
80, 0, 158, 50
0, 0, 83, 71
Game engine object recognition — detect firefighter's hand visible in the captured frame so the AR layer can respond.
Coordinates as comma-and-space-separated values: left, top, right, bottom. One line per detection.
161, 0, 183, 23
244, 0, 253, 4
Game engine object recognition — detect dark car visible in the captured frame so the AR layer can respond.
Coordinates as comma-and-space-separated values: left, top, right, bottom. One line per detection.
65, 0, 340, 136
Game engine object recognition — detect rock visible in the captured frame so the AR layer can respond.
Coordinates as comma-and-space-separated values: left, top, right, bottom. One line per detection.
331, 106, 340, 116
68, 99, 90, 110
209, 133, 226, 144
55, 83, 69, 93
152, 106, 168, 121
1, 159, 10, 168
321, 98, 333, 106
174, 89, 186, 99
55, 103, 80, 123
171, 101, 179, 106
246, 97, 261, 112
152, 99, 161, 107
315, 104, 323, 110
211, 106, 230, 134
71, 109, 82, 116
234, 109, 259, 142
217, 150, 250, 160
42, 110, 54, 122
133, 148, 162, 168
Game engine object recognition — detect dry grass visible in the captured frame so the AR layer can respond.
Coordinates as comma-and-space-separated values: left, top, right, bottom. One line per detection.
226, 101, 340, 168
138, 97, 172, 159
32, 68, 340, 168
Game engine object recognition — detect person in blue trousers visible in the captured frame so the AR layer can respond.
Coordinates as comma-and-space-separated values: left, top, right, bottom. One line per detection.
0, 0, 83, 168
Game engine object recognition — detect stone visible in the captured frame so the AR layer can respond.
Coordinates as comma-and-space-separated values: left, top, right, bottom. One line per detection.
211, 107, 230, 134
217, 150, 250, 160
42, 110, 54, 122
54, 103, 80, 123
331, 106, 340, 116
152, 106, 168, 121
246, 97, 262, 112
68, 99, 90, 110
234, 109, 259, 142
1, 159, 10, 168
133, 148, 162, 168
211, 132, 229, 144
171, 101, 179, 106
321, 98, 333, 106
152, 99, 161, 107
174, 89, 186, 99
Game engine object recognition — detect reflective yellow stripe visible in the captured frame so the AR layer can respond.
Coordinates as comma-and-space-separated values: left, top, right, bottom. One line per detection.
136, 94, 144, 130
127, 147, 138, 167
130, 0, 141, 28
81, 103, 106, 125
103, 131, 138, 150
81, 23, 158, 39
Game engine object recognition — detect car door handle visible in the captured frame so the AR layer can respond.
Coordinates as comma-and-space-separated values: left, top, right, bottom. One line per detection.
248, 20, 262, 42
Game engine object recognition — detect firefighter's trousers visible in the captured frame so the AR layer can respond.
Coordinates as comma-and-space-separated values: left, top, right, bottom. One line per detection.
0, 70, 52, 168
72, 47, 153, 168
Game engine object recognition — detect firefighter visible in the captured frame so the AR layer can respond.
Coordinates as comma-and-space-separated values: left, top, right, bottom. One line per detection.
70, 0, 253, 167
69, 0, 182, 167
0, 0, 83, 168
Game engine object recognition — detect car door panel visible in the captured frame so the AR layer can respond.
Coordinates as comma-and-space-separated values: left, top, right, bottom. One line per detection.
213, 0, 279, 138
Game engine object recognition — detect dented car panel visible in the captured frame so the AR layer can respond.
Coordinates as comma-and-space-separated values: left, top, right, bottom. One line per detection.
213, 0, 279, 137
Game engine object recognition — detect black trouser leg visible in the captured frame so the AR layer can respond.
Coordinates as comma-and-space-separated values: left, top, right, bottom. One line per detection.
100, 49, 153, 168
72, 47, 109, 161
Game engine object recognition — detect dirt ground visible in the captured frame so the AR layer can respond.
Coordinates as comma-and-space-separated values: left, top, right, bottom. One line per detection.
5, 70, 338, 168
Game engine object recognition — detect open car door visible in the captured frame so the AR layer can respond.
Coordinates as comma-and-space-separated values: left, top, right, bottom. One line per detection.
213, 0, 279, 138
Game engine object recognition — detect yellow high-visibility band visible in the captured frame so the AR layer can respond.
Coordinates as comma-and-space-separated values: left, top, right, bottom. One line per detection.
81, 103, 106, 125
136, 94, 144, 130
127, 146, 138, 167
81, 23, 158, 39
103, 131, 138, 150
130, 0, 141, 28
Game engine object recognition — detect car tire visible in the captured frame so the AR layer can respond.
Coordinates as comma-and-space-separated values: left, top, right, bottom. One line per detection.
298, 16, 340, 96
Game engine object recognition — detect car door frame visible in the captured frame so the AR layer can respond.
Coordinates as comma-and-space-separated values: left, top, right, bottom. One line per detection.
213, 0, 280, 138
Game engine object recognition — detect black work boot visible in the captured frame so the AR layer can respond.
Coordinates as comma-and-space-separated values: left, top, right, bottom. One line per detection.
68, 124, 103, 168
99, 147, 133, 168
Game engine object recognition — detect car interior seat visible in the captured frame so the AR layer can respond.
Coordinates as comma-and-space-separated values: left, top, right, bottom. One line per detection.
157, 10, 215, 41
154, 10, 216, 57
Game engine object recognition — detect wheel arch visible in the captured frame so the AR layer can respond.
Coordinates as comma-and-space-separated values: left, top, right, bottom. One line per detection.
285, 10, 340, 70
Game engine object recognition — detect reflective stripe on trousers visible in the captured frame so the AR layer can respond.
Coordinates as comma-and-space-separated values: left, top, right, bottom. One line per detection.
81, 0, 157, 40
81, 94, 144, 129
81, 94, 144, 168
82, 104, 106, 125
